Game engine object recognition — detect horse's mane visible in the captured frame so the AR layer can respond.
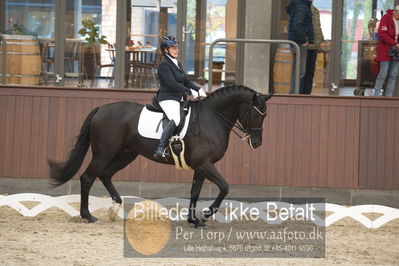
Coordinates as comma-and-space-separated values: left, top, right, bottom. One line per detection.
190, 85, 257, 112
204, 85, 256, 103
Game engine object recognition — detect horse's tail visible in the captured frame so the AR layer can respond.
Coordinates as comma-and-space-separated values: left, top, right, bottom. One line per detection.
48, 107, 100, 187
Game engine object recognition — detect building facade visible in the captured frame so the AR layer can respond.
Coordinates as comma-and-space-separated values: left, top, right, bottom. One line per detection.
1, 0, 399, 96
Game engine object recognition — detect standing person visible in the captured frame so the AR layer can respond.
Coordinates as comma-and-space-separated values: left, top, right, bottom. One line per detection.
374, 6, 399, 97
301, 0, 324, 94
285, 0, 315, 94
153, 36, 206, 159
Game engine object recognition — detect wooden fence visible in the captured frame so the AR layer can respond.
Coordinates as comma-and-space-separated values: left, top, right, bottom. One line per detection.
0, 86, 398, 190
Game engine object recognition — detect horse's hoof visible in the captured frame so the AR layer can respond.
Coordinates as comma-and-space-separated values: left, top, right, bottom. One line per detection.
82, 214, 97, 223
187, 217, 198, 225
108, 208, 116, 221
108, 202, 121, 222
88, 216, 98, 223
195, 218, 207, 228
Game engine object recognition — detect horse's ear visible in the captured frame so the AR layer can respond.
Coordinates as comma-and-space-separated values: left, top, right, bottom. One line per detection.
263, 91, 274, 101
265, 87, 275, 101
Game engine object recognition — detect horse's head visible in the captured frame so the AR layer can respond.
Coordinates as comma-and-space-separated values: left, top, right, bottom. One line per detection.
238, 92, 273, 149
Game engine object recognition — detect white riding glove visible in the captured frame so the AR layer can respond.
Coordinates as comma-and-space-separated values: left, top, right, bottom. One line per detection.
198, 88, 207, 98
190, 89, 199, 99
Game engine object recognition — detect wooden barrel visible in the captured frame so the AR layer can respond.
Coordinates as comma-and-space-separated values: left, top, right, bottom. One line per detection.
0, 34, 41, 85
273, 44, 292, 93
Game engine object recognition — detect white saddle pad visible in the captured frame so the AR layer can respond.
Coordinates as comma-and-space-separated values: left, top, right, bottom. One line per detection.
138, 106, 191, 140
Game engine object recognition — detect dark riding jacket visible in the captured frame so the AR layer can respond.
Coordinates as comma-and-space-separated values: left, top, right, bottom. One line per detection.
157, 56, 200, 102
285, 0, 314, 45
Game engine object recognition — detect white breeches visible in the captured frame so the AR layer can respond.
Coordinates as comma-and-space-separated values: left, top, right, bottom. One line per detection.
159, 100, 181, 126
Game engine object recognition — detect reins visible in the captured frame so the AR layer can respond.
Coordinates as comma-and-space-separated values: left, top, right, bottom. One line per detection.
191, 92, 266, 140
203, 101, 250, 140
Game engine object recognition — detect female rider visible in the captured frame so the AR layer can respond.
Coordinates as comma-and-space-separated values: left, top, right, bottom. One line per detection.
153, 36, 207, 159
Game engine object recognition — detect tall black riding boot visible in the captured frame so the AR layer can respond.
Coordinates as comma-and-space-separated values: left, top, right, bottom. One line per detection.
153, 120, 177, 159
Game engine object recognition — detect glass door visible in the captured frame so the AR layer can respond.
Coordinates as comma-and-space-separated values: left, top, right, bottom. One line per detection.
276, 0, 333, 95
126, 0, 238, 90
179, 0, 238, 90
340, 0, 395, 96
64, 0, 117, 88
127, 0, 177, 89
180, 0, 196, 75
312, 0, 333, 95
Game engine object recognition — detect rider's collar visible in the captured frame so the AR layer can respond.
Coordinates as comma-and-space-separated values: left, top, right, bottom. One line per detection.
167, 54, 180, 69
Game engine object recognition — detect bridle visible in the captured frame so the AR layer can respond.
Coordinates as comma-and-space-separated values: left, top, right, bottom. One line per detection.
253, 106, 266, 116
203, 101, 266, 141
237, 104, 266, 139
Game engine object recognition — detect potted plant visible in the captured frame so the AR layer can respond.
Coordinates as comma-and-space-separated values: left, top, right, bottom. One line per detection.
78, 19, 108, 79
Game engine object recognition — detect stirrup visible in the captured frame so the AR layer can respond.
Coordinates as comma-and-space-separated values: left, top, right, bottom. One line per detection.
161, 148, 170, 160
153, 146, 169, 160
153, 147, 164, 158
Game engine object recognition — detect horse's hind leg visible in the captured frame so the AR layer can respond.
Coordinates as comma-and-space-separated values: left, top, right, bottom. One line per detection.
80, 170, 98, 222
187, 171, 205, 226
80, 156, 114, 223
99, 152, 138, 220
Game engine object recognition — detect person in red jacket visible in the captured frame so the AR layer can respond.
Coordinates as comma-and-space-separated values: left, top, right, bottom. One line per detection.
374, 6, 399, 97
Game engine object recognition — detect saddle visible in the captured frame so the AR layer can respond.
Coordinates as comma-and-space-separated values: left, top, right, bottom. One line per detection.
146, 96, 191, 135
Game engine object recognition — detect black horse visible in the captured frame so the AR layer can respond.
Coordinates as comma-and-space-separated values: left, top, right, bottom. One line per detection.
48, 85, 272, 226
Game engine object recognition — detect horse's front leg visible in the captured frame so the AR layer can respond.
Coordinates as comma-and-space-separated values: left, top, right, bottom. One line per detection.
196, 161, 229, 227
187, 171, 205, 227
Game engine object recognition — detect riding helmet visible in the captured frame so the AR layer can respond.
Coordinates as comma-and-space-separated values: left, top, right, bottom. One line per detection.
160, 36, 179, 55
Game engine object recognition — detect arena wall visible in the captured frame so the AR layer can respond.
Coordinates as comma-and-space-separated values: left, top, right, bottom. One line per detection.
0, 86, 398, 190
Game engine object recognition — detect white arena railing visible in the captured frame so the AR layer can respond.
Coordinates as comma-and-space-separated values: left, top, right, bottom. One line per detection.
1, 193, 398, 229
